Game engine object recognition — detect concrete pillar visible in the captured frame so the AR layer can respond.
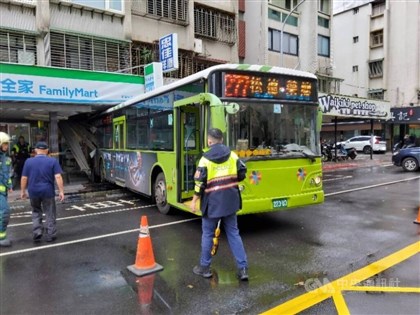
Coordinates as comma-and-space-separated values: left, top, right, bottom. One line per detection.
49, 112, 59, 159
35, 0, 51, 66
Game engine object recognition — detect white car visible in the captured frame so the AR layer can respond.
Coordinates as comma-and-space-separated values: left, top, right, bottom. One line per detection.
341, 136, 386, 154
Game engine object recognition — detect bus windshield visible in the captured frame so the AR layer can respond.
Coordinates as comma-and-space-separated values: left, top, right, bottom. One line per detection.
225, 101, 320, 159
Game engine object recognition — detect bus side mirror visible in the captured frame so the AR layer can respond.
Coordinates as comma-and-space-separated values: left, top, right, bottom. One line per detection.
225, 103, 239, 114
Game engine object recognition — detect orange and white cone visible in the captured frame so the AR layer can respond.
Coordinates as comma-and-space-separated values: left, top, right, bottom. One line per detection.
127, 216, 163, 276
414, 207, 420, 224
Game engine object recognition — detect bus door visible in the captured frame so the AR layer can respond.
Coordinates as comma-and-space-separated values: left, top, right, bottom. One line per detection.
112, 116, 126, 183
179, 106, 200, 201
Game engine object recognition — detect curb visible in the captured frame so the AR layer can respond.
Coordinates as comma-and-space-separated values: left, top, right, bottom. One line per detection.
8, 185, 131, 209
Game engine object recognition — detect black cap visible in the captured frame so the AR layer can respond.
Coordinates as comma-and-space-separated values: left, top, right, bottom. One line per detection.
208, 128, 223, 141
35, 141, 49, 150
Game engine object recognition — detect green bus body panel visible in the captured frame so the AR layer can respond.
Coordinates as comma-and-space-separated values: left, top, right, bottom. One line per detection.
236, 158, 324, 215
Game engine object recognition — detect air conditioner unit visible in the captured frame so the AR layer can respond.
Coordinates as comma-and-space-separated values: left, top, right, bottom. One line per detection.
194, 38, 203, 54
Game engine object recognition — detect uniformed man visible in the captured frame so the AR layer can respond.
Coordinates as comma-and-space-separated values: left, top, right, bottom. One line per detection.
0, 132, 13, 247
190, 128, 249, 281
11, 136, 31, 188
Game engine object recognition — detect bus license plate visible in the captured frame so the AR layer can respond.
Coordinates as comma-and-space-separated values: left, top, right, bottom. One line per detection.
272, 198, 288, 209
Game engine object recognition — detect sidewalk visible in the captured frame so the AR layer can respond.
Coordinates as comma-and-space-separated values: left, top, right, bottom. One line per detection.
7, 171, 127, 207
322, 152, 393, 172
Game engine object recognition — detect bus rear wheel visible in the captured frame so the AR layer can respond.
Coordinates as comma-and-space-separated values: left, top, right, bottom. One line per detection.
154, 172, 172, 214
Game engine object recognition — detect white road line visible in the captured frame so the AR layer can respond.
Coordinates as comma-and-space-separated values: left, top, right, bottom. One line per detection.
323, 175, 353, 182
8, 205, 156, 228
4, 176, 418, 257
325, 176, 420, 197
0, 217, 200, 257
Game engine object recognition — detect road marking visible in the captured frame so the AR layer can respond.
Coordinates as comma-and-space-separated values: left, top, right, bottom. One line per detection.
323, 175, 353, 182
8, 205, 155, 227
0, 217, 200, 257
325, 176, 420, 197
261, 240, 420, 315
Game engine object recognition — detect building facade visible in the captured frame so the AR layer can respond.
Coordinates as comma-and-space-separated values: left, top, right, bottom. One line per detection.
242, 0, 336, 89
0, 0, 241, 167
332, 0, 420, 144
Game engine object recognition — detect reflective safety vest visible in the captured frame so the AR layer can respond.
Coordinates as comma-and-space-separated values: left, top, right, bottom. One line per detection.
194, 152, 241, 218
12, 142, 31, 161
0, 152, 12, 195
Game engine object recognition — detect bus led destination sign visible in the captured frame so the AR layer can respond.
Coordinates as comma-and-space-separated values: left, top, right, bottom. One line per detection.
223, 73, 315, 101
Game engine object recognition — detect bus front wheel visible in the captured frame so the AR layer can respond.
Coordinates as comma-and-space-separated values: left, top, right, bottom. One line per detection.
154, 172, 171, 214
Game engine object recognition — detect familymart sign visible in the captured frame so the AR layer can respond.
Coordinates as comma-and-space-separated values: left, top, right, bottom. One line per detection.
0, 63, 144, 104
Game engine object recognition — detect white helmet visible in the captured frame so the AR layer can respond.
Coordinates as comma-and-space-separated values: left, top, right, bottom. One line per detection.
0, 132, 11, 145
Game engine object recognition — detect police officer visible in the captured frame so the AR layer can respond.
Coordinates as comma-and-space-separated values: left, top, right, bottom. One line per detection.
190, 128, 249, 281
11, 136, 31, 188
0, 132, 13, 247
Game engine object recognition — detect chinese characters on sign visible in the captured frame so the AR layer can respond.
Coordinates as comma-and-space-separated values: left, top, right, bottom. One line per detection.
390, 107, 420, 122
159, 33, 179, 73
224, 73, 315, 101
0, 72, 142, 104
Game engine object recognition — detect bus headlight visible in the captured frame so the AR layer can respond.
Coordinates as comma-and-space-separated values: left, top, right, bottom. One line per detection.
310, 176, 322, 186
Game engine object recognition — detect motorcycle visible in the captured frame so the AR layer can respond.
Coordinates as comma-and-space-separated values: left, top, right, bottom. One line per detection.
333, 143, 357, 161
321, 142, 333, 162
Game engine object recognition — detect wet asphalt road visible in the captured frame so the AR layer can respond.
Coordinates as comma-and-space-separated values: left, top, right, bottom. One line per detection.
1, 159, 419, 314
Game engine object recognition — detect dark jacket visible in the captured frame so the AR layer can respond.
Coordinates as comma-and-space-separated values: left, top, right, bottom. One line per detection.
194, 143, 246, 218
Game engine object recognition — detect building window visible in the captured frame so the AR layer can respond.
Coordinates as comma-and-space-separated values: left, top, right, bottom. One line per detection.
372, 1, 385, 16
146, 0, 188, 22
368, 59, 383, 78
317, 35, 330, 57
353, 36, 359, 43
68, 0, 123, 12
318, 16, 330, 28
371, 30, 383, 47
194, 5, 236, 45
353, 8, 359, 14
352, 65, 358, 72
367, 89, 385, 100
0, 30, 37, 65
131, 0, 188, 24
270, 0, 299, 11
268, 28, 299, 55
319, 0, 330, 14
317, 76, 341, 94
50, 32, 130, 72
268, 8, 298, 26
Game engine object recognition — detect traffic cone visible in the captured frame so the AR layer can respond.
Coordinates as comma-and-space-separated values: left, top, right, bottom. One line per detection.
414, 207, 420, 224
127, 216, 163, 276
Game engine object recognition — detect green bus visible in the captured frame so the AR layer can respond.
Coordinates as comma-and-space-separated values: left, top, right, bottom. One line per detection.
92, 64, 324, 215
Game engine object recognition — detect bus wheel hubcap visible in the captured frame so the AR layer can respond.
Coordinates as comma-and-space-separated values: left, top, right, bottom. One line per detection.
156, 182, 166, 204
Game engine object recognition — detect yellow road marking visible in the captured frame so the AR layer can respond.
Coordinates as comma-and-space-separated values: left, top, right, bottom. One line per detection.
345, 286, 420, 293
261, 241, 420, 315
332, 292, 350, 315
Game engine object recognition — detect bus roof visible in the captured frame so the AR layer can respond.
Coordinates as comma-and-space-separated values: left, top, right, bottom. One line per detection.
104, 64, 317, 114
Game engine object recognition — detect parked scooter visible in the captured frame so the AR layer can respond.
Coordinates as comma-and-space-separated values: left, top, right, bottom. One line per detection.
333, 143, 357, 161
321, 142, 333, 162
